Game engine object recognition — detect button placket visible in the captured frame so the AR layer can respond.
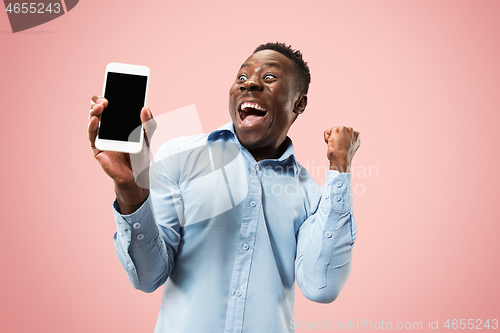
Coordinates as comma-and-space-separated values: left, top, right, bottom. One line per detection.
225, 170, 261, 329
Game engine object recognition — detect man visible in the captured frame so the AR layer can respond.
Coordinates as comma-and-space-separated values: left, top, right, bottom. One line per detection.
88, 42, 360, 333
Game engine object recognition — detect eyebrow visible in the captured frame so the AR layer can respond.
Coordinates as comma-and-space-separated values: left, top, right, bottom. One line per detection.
239, 62, 283, 70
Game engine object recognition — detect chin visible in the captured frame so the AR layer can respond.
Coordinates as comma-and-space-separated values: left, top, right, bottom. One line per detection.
235, 133, 262, 150
233, 129, 263, 150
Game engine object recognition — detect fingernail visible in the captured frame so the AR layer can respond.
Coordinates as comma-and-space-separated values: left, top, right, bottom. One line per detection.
97, 98, 106, 104
147, 108, 153, 119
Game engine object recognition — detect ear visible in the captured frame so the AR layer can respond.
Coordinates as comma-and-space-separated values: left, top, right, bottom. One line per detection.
293, 94, 307, 115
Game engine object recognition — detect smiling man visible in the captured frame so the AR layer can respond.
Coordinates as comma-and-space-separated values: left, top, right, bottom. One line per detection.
229, 47, 308, 161
88, 42, 360, 333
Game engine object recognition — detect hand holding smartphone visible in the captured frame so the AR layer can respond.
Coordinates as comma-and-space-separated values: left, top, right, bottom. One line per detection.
95, 63, 150, 153
88, 63, 153, 213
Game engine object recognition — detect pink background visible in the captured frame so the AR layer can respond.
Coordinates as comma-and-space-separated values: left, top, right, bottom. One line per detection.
1, 0, 499, 331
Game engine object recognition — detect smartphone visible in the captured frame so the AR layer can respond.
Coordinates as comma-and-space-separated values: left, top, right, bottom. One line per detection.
95, 62, 150, 153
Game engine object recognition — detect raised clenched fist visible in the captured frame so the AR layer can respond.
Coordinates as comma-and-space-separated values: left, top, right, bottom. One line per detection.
324, 126, 360, 173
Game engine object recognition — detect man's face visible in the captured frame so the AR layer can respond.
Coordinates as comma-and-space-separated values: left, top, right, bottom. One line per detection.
229, 50, 304, 152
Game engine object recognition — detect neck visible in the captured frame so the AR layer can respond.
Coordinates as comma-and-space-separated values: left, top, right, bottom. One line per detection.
247, 137, 290, 162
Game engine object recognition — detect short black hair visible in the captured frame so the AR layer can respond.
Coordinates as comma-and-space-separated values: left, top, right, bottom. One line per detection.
253, 42, 311, 95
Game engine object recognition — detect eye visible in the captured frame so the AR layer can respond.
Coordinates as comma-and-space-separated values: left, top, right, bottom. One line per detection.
263, 73, 276, 80
238, 74, 247, 81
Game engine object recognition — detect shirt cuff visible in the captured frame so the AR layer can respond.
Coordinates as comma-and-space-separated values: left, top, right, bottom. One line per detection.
324, 170, 353, 213
112, 195, 158, 246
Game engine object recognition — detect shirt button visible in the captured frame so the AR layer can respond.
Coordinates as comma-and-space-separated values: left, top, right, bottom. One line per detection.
335, 195, 341, 202
336, 181, 343, 188
250, 201, 256, 207
243, 244, 249, 250
236, 290, 242, 297
324, 194, 329, 199
255, 165, 260, 171
137, 234, 144, 240
133, 222, 141, 229
128, 263, 134, 270
325, 231, 333, 238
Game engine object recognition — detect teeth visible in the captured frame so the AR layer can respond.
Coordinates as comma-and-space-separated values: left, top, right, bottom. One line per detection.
241, 102, 267, 112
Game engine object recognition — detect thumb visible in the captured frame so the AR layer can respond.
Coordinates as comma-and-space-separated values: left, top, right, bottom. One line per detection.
324, 128, 331, 144
141, 107, 157, 147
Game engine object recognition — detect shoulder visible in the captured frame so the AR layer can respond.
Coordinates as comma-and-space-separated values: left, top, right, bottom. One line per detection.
153, 133, 210, 161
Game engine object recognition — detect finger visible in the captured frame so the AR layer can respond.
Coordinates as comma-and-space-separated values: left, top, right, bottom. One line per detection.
88, 115, 99, 149
89, 103, 104, 119
354, 139, 361, 153
140, 106, 153, 123
89, 96, 108, 118
141, 107, 157, 147
324, 129, 331, 143
141, 107, 157, 133
353, 132, 361, 151
91, 95, 108, 107
340, 126, 350, 135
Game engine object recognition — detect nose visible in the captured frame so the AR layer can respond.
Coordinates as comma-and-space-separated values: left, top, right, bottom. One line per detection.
240, 77, 263, 92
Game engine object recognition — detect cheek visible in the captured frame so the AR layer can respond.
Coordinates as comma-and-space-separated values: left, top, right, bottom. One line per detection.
274, 84, 294, 108
276, 93, 293, 112
229, 84, 239, 97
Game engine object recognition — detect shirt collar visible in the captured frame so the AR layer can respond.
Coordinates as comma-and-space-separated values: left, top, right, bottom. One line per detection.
208, 122, 299, 177
207, 121, 236, 140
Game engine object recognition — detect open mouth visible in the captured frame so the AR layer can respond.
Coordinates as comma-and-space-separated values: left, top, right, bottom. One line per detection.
238, 102, 268, 125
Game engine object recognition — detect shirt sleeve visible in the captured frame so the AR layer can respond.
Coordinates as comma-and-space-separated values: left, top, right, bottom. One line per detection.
295, 170, 357, 303
112, 138, 186, 293
112, 187, 182, 293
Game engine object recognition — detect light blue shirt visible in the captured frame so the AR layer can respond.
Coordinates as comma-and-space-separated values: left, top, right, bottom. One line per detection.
113, 122, 357, 333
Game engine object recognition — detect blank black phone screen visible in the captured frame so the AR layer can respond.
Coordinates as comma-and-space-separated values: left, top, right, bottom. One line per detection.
99, 72, 147, 142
